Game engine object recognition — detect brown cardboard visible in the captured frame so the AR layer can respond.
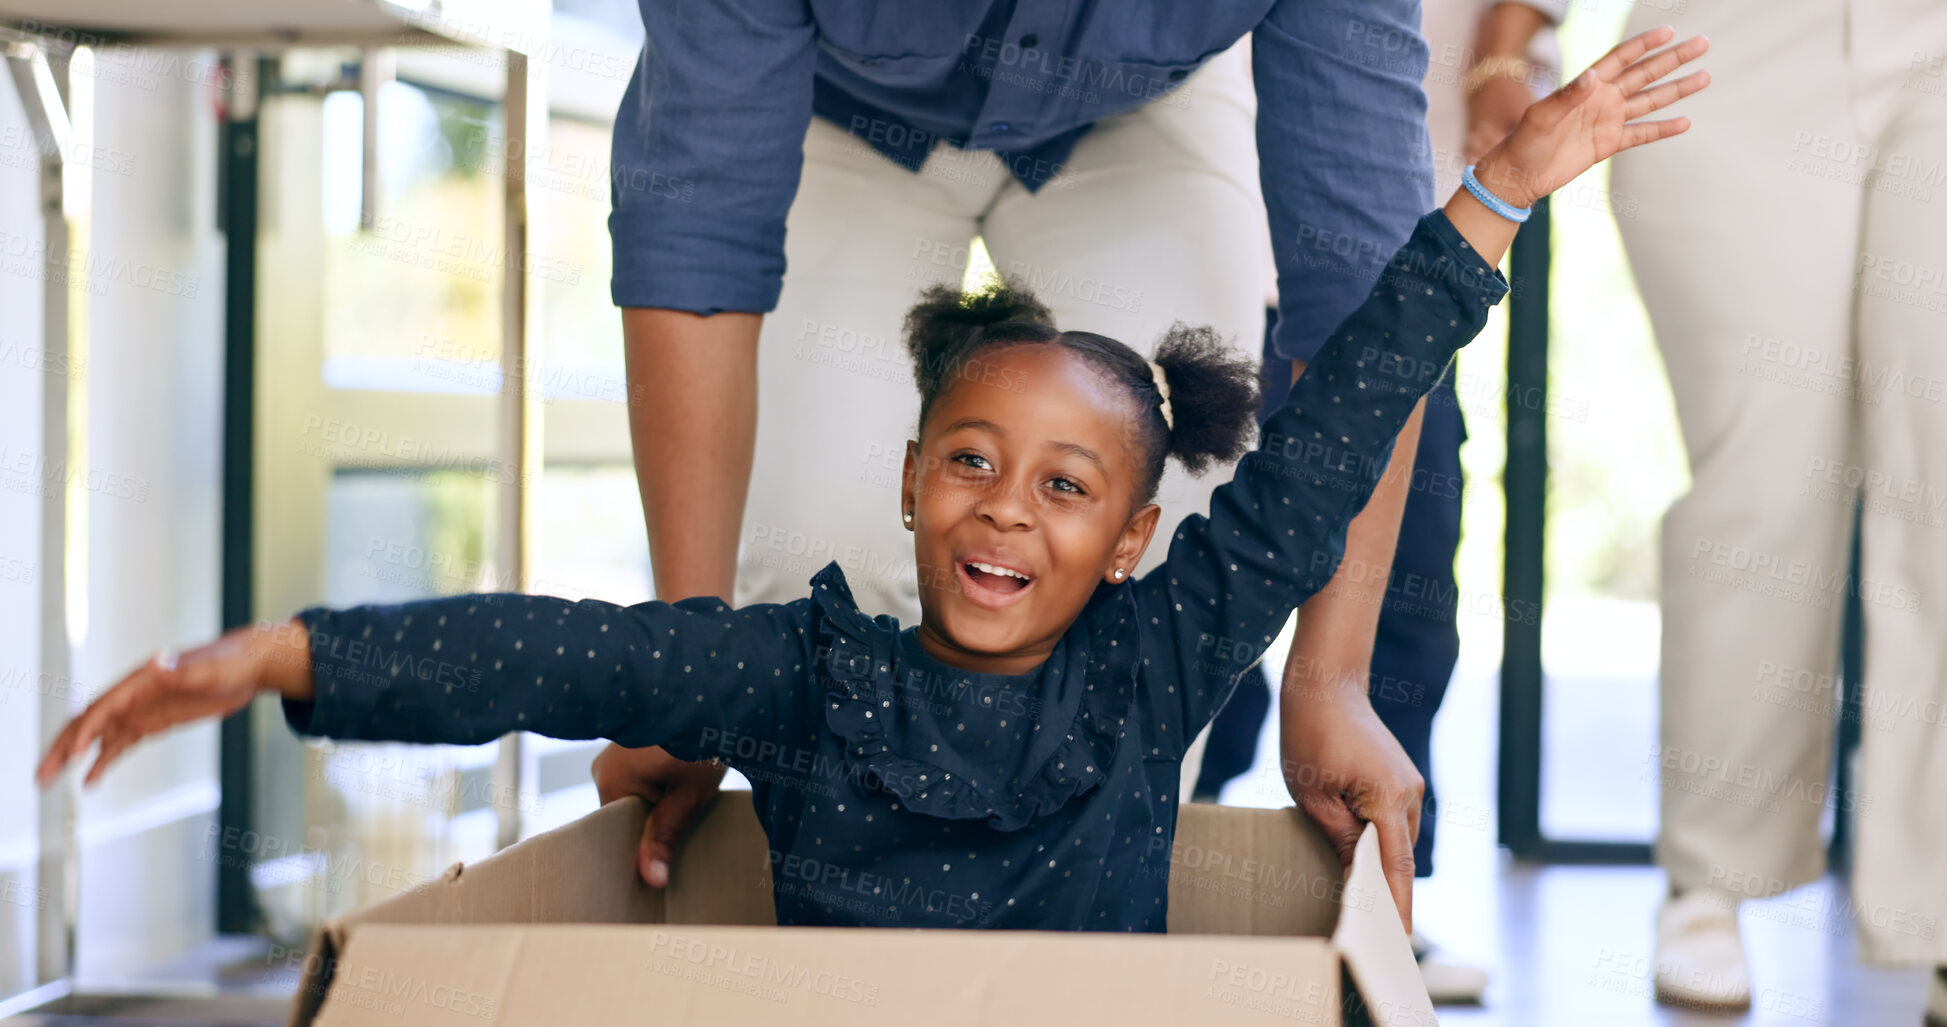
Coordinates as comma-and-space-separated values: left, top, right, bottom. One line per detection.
292, 794, 1436, 1027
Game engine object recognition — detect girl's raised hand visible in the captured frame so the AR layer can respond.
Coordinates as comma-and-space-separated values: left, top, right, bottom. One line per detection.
1473, 26, 1711, 209
35, 620, 314, 788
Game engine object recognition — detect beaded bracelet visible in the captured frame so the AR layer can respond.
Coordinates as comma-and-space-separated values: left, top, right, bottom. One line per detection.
1462, 164, 1532, 223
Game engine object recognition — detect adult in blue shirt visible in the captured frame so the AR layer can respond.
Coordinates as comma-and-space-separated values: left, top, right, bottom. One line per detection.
596, 0, 1441, 926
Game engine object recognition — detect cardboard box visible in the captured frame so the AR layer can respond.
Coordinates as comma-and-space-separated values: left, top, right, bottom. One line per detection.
290, 793, 1434, 1026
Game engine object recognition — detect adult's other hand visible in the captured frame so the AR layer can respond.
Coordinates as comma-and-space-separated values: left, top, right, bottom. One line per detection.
1280, 679, 1425, 933
591, 744, 727, 888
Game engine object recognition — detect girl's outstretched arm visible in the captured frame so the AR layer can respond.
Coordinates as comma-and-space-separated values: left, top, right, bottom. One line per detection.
1135, 207, 1511, 750
38, 591, 819, 787
1447, 26, 1710, 266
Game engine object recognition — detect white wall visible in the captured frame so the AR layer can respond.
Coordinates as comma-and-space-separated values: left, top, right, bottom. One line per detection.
68, 48, 228, 980
0, 46, 233, 983
0, 61, 52, 1003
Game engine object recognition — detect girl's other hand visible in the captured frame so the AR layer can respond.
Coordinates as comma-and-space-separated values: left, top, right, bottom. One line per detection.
35, 619, 314, 788
1473, 26, 1711, 209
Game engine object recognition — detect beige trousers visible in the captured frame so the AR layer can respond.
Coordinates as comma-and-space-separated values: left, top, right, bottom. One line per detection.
1613, 0, 1947, 964
731, 47, 1267, 801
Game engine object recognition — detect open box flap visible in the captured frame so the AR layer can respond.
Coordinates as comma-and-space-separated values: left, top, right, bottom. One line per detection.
1328, 824, 1438, 1027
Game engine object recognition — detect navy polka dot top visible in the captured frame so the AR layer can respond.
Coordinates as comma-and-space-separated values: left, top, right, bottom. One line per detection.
285, 211, 1506, 932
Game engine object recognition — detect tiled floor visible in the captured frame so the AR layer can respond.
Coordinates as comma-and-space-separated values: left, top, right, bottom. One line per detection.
1423, 861, 1931, 1025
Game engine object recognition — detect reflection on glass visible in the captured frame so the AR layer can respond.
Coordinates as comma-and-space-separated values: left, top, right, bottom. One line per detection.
531, 463, 651, 605
538, 118, 626, 402
326, 470, 497, 605
321, 82, 505, 394
252, 474, 505, 934
250, 53, 529, 942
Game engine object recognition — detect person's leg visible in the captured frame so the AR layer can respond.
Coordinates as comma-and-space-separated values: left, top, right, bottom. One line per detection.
1613, 0, 1860, 901
1845, 0, 1947, 967
1610, 0, 1860, 1005
735, 119, 1001, 622
977, 44, 1268, 802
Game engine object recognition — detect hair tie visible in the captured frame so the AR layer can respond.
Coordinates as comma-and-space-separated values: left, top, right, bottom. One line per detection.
1146, 359, 1174, 431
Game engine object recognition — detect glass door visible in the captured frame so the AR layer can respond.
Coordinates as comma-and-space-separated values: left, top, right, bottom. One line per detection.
241, 39, 660, 941
246, 62, 515, 940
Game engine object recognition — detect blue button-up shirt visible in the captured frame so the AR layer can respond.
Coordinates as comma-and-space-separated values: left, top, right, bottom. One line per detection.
609, 0, 1433, 362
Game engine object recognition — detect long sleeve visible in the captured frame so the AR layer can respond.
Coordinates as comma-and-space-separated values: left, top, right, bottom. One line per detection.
608, 0, 818, 313
1133, 210, 1507, 750
284, 592, 819, 762
1254, 0, 1437, 363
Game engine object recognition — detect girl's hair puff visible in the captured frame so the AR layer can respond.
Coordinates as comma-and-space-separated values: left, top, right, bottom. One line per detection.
903, 278, 1260, 507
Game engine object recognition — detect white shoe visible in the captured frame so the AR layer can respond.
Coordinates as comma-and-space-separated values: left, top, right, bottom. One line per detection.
1925, 966, 1947, 1027
1653, 889, 1751, 1013
1411, 929, 1489, 1004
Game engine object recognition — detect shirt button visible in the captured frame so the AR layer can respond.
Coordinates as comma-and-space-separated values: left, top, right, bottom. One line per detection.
989, 121, 1012, 133
1019, 33, 1039, 48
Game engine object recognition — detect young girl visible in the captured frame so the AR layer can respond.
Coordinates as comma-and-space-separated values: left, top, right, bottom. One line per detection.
39, 29, 1707, 933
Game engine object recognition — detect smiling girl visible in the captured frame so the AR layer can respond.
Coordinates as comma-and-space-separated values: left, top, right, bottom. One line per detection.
39, 28, 1708, 932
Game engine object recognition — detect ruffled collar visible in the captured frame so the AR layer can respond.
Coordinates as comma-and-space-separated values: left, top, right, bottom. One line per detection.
808, 561, 1138, 831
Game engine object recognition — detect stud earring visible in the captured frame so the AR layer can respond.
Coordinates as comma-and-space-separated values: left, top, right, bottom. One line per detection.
1113, 568, 1126, 580
903, 511, 913, 524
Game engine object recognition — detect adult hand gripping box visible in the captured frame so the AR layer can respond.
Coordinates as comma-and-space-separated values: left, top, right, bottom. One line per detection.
289, 794, 1435, 1027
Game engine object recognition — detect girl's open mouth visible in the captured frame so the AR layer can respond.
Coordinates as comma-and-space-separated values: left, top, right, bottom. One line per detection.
955, 558, 1036, 609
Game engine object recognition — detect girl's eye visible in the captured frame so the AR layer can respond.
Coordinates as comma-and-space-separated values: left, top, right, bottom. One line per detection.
1048, 476, 1085, 495
953, 453, 992, 471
